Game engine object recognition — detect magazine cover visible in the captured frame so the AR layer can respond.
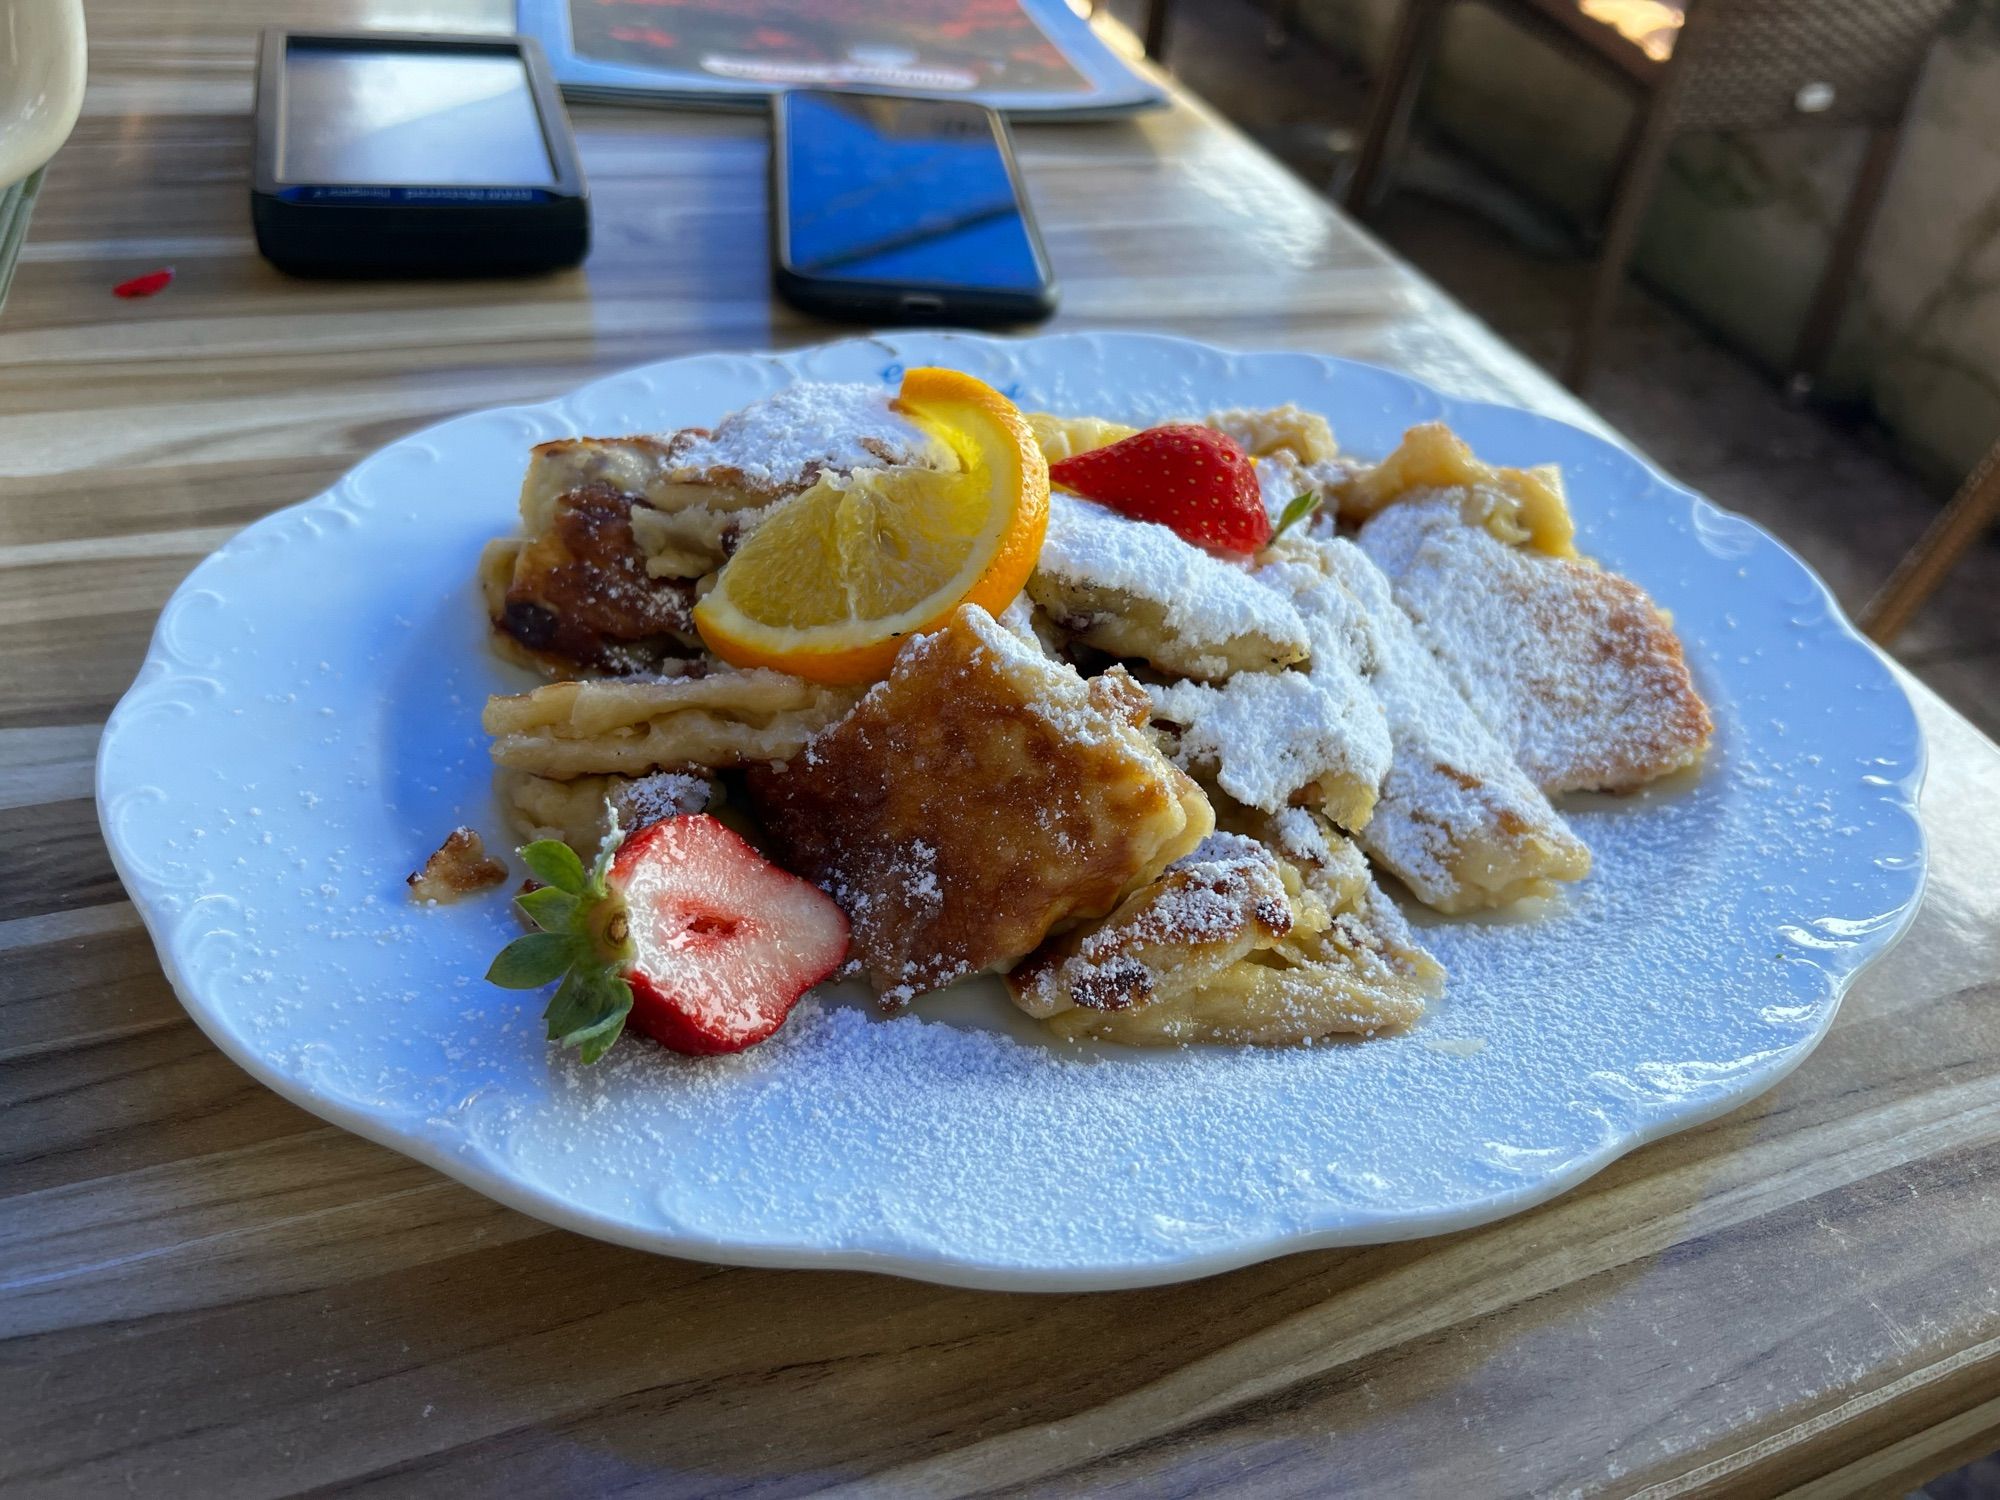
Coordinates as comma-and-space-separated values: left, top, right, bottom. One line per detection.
517, 0, 1165, 118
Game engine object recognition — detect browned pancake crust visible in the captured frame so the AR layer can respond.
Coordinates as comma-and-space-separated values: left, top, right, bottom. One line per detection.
406, 828, 507, 904
497, 482, 697, 673
1008, 834, 1295, 1017
747, 605, 1211, 1005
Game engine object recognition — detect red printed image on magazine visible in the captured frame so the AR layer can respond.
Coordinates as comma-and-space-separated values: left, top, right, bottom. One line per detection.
568, 0, 1094, 95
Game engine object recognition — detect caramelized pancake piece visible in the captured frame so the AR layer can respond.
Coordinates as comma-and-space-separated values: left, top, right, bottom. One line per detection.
496, 482, 699, 674
1338, 423, 1577, 558
1009, 833, 1296, 1018
1010, 816, 1442, 1045
1231, 803, 1373, 910
1206, 404, 1341, 464
1238, 806, 1443, 1037
520, 437, 772, 583
519, 435, 681, 533
484, 670, 862, 779
406, 828, 507, 905
489, 384, 955, 675
1360, 495, 1712, 793
1029, 495, 1311, 681
1314, 539, 1591, 914
1161, 884, 1438, 1041
747, 604, 1213, 1005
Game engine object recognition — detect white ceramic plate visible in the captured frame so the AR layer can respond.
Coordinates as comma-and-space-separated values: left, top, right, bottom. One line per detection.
98, 332, 1926, 1291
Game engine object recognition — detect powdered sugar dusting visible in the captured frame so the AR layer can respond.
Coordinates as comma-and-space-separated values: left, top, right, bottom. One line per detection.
614, 771, 711, 828
1360, 495, 1712, 794
1254, 451, 1357, 530
1313, 539, 1586, 907
1072, 828, 1272, 980
1148, 669, 1385, 816
1264, 805, 1359, 885
1122, 532, 1397, 822
995, 591, 1041, 645
667, 382, 950, 491
1140, 833, 1285, 946
1036, 494, 1311, 660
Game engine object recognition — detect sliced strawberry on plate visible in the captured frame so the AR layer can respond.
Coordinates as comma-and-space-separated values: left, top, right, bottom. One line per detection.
1048, 424, 1271, 554
486, 814, 849, 1060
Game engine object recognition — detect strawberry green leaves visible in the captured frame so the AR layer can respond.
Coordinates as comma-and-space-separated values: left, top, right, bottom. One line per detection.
543, 970, 634, 1066
485, 831, 634, 1065
1271, 490, 1321, 542
486, 930, 576, 989
520, 838, 586, 893
515, 883, 579, 932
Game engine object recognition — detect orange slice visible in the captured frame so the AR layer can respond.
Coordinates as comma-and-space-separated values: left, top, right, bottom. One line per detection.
692, 368, 1050, 684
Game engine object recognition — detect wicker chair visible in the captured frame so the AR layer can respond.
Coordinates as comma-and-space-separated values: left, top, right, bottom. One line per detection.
1343, 0, 1956, 392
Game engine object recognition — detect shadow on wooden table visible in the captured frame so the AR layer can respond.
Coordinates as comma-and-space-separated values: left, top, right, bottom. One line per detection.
153, 1139, 1724, 1493
240, 1160, 1702, 1494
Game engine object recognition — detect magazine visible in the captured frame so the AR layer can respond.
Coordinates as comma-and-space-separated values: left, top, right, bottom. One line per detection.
517, 0, 1165, 119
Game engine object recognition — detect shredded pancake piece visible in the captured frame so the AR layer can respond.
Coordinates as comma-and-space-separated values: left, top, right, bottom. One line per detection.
666, 381, 949, 497
1140, 535, 1391, 829
1336, 422, 1576, 557
408, 828, 507, 904
1009, 833, 1296, 1018
1360, 494, 1712, 793
1029, 494, 1311, 680
493, 482, 700, 674
1312, 538, 1591, 913
1191, 806, 1442, 1042
483, 670, 862, 779
520, 384, 947, 531
746, 604, 1213, 1006
1205, 403, 1341, 464
1010, 814, 1442, 1045
1146, 667, 1388, 829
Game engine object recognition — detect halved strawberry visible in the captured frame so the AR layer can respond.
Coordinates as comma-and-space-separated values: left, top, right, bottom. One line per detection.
1048, 424, 1270, 554
486, 814, 849, 1060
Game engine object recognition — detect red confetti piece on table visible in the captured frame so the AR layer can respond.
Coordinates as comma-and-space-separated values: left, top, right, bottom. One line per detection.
113, 268, 175, 299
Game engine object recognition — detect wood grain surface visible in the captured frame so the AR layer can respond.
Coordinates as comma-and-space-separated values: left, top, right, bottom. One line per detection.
5, 2, 1999, 1495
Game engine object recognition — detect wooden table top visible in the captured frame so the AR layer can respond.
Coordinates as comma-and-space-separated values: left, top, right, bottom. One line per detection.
6, 2, 1999, 1495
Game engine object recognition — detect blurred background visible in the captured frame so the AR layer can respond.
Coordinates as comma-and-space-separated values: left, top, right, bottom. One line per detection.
1099, 0, 2000, 746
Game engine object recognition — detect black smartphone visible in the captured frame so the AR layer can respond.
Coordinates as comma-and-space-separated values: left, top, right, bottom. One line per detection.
771, 90, 1058, 326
